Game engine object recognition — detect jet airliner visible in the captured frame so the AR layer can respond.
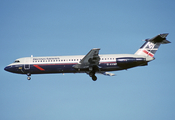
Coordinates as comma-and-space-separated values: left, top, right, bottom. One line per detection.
4, 33, 170, 81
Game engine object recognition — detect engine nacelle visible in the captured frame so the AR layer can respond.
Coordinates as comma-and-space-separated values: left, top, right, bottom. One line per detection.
116, 57, 147, 69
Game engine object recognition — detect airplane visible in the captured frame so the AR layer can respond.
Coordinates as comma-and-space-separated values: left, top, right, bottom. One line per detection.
4, 33, 170, 81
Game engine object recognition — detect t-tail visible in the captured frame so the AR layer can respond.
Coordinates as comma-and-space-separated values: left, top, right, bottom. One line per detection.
135, 33, 171, 61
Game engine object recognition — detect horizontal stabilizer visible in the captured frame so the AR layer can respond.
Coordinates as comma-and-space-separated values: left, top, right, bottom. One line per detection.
146, 33, 171, 44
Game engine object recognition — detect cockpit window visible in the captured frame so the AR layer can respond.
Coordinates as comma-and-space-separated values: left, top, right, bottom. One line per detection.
14, 60, 20, 63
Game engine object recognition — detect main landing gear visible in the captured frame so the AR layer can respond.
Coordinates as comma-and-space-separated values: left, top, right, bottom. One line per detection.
89, 72, 97, 81
27, 73, 31, 80
92, 75, 97, 81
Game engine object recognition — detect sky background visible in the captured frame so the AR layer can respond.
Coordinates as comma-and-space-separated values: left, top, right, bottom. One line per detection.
0, 0, 175, 120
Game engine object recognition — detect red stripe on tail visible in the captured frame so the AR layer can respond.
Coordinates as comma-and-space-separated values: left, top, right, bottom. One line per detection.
143, 50, 154, 57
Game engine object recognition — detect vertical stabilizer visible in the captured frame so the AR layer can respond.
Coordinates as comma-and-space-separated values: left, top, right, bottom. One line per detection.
135, 33, 170, 58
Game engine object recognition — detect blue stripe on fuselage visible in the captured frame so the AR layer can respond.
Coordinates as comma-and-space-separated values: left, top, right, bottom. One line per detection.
6, 61, 121, 74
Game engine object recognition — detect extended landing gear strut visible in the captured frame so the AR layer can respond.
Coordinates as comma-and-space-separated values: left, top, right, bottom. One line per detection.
89, 72, 97, 81
27, 73, 31, 80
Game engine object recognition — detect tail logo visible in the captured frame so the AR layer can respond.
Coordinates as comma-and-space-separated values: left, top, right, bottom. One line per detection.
142, 50, 154, 57
135, 33, 170, 58
148, 43, 155, 49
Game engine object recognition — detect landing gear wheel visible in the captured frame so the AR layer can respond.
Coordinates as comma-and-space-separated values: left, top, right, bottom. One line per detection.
27, 76, 31, 80
27, 73, 31, 80
92, 75, 97, 81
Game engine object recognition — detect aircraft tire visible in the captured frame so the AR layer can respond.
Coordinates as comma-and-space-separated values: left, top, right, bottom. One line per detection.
92, 75, 97, 81
27, 76, 31, 80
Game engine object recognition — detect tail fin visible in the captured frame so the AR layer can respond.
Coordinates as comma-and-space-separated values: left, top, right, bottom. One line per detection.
135, 33, 170, 58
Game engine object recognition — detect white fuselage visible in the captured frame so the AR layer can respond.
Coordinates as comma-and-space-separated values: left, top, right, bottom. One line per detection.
5, 54, 150, 75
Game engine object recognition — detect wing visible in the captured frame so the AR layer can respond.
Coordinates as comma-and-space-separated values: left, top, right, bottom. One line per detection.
73, 48, 100, 70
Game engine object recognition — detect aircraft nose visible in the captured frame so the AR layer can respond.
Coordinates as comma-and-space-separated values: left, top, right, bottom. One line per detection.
4, 66, 12, 72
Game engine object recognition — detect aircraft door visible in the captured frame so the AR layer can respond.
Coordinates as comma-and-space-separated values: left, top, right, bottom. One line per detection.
24, 64, 30, 70
24, 58, 31, 70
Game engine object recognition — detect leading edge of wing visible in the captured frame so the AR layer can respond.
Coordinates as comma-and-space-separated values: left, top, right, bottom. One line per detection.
73, 48, 100, 69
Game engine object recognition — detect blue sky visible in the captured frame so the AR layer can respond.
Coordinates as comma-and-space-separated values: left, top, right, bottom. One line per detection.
1, 0, 175, 120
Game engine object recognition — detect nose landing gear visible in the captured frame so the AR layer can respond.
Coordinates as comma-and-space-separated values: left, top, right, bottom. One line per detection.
27, 76, 31, 80
27, 73, 31, 80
